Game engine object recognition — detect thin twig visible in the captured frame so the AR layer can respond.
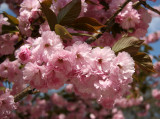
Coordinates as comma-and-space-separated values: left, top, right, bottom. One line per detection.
140, 0, 160, 15
85, 0, 132, 44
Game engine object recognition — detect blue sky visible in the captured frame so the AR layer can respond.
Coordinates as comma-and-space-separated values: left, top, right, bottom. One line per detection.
0, 3, 16, 16
0, 1, 160, 62
146, 0, 160, 62
147, 0, 160, 6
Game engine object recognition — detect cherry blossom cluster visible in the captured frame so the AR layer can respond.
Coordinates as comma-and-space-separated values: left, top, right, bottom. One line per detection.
14, 30, 134, 108
0, 59, 26, 95
0, 86, 18, 119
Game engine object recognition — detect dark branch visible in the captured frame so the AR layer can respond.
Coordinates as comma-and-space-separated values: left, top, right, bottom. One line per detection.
140, 0, 160, 15
14, 86, 39, 102
85, 0, 132, 44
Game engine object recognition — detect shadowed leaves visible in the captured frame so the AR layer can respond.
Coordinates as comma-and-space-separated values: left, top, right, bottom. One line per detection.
40, 0, 57, 31
57, 0, 81, 25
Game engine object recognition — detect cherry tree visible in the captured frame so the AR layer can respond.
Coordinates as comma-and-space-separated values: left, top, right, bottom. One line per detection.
0, 0, 160, 118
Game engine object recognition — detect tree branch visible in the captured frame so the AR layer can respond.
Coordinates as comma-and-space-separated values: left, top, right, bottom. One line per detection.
140, 0, 160, 15
14, 86, 39, 102
85, 0, 132, 44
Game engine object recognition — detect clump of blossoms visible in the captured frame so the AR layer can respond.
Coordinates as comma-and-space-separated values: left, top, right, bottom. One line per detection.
152, 89, 160, 107
0, 88, 17, 119
115, 96, 143, 108
21, 30, 135, 108
0, 0, 158, 118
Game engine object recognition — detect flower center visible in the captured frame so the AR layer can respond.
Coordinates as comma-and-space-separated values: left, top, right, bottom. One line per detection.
98, 58, 102, 64
58, 58, 63, 63
76, 53, 81, 59
117, 64, 122, 69
45, 43, 50, 48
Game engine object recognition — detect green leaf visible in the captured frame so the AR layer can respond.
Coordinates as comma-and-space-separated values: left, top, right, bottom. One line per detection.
3, 12, 19, 25
57, 0, 81, 25
72, 17, 105, 30
133, 52, 155, 73
40, 1, 57, 31
55, 24, 72, 40
112, 36, 144, 56
1, 25, 18, 34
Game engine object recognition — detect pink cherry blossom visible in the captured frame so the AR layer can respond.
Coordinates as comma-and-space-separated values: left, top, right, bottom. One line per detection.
152, 89, 160, 100
89, 47, 116, 74
112, 110, 125, 119
44, 67, 66, 89
116, 2, 140, 29
20, 0, 40, 11
110, 52, 135, 84
23, 62, 48, 92
15, 44, 31, 63
31, 31, 64, 62
0, 89, 17, 119
65, 41, 92, 73
48, 49, 73, 76
0, 34, 15, 56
